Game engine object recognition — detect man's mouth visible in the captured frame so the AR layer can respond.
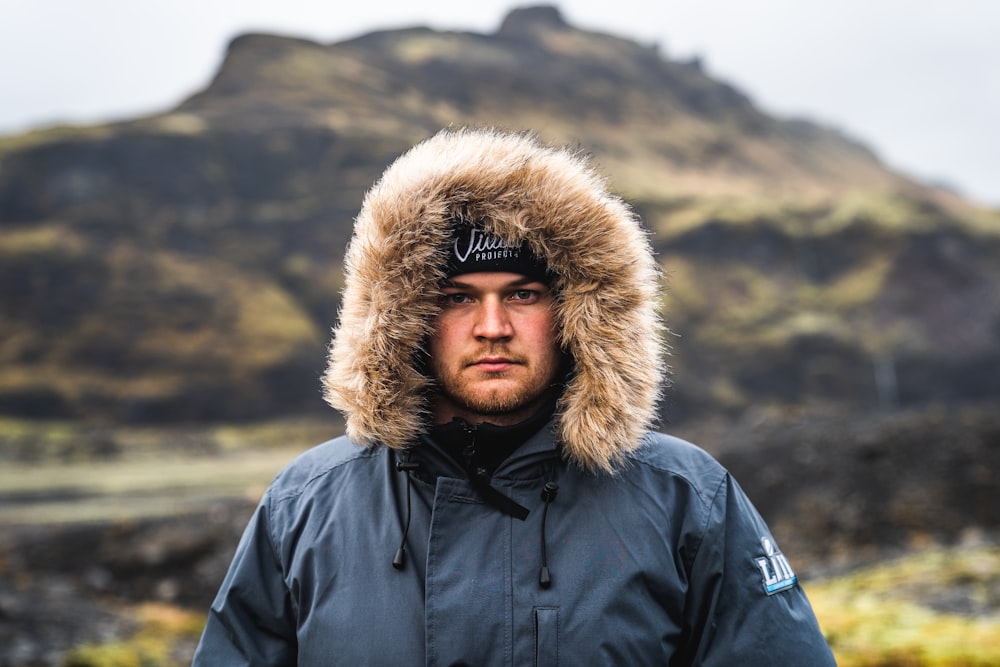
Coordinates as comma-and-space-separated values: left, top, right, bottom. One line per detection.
469, 356, 519, 372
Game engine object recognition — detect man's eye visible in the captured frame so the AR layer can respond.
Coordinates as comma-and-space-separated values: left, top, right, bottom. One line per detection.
444, 293, 470, 305
512, 290, 538, 301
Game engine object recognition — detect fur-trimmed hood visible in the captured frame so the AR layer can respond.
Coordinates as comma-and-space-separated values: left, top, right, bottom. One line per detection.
323, 128, 665, 472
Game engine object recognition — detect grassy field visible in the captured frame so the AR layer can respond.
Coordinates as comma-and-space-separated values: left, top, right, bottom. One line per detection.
0, 450, 297, 525
0, 417, 340, 526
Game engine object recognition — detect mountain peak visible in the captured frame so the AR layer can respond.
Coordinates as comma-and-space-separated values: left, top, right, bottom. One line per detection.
497, 5, 569, 37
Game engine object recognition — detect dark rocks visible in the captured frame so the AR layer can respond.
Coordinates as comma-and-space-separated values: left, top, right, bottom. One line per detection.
706, 403, 1000, 572
0, 500, 253, 666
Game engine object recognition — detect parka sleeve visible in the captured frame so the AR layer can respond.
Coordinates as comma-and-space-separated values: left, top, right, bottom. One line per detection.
675, 473, 837, 667
192, 493, 298, 666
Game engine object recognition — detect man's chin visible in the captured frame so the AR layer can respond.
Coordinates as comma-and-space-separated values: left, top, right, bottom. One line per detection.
449, 383, 536, 416
462, 390, 523, 415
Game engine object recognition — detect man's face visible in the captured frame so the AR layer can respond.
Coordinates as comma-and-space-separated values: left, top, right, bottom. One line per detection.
429, 271, 562, 426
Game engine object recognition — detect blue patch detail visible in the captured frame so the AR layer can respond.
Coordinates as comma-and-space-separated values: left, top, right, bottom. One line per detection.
765, 576, 797, 594
754, 537, 798, 596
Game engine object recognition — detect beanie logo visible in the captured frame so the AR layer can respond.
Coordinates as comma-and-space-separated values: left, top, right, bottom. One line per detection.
446, 226, 548, 281
453, 228, 522, 264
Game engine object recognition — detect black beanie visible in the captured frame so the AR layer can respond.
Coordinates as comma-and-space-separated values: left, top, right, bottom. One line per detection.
445, 225, 550, 283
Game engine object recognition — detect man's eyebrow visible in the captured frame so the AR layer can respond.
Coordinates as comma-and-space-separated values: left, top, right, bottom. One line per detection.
441, 277, 547, 289
510, 277, 547, 287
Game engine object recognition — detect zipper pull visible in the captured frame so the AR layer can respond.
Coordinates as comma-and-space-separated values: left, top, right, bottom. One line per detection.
461, 423, 477, 468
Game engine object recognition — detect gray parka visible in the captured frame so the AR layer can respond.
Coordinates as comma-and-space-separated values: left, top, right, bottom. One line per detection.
194, 425, 836, 665
193, 128, 836, 665
195, 428, 834, 667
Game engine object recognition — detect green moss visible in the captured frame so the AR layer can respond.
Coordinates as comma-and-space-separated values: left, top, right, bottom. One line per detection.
0, 123, 114, 155
815, 255, 893, 310
0, 417, 117, 462
960, 206, 1000, 237
0, 225, 87, 255
138, 113, 208, 136
648, 189, 991, 246
208, 416, 344, 452
62, 604, 204, 667
809, 545, 1000, 667
666, 260, 806, 349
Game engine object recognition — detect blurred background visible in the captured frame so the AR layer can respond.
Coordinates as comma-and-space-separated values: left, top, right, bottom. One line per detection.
1, 2, 998, 665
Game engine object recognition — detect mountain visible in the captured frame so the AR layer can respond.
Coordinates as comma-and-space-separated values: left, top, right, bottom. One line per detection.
1, 5, 998, 426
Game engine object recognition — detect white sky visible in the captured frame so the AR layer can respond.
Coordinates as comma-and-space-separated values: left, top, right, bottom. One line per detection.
2, 0, 998, 207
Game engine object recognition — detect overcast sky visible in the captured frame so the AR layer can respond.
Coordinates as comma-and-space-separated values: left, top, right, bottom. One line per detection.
2, 0, 997, 207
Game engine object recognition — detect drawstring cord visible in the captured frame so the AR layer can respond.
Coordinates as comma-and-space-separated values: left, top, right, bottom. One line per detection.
392, 449, 558, 586
538, 481, 559, 588
393, 456, 421, 570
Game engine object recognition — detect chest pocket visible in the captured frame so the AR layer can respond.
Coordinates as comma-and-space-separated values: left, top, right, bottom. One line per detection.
534, 606, 559, 667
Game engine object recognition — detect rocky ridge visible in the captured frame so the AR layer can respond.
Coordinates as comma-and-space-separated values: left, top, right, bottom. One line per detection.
2, 6, 997, 427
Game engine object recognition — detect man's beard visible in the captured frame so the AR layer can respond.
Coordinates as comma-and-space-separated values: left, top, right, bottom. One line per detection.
431, 347, 560, 423
438, 372, 535, 416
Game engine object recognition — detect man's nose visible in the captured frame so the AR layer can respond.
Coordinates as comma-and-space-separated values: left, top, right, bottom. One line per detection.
472, 297, 514, 340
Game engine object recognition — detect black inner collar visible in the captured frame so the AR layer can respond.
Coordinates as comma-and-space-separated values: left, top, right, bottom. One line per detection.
429, 394, 558, 478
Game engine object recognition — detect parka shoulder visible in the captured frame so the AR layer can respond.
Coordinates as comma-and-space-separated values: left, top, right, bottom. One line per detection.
624, 431, 730, 506
267, 435, 384, 504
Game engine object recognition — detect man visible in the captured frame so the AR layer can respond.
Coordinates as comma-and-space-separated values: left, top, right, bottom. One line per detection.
193, 128, 837, 665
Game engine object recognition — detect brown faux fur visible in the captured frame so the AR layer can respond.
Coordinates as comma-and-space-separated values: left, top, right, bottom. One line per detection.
323, 128, 666, 473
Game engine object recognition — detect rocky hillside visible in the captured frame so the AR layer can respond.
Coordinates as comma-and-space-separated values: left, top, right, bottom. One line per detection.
1, 5, 998, 426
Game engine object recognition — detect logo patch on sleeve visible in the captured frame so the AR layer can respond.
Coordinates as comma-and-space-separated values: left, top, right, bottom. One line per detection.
754, 537, 797, 595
